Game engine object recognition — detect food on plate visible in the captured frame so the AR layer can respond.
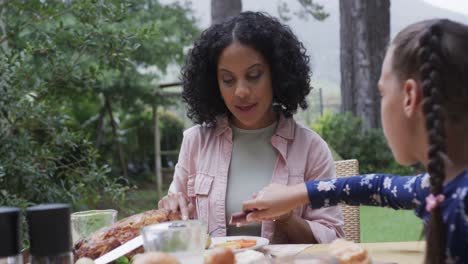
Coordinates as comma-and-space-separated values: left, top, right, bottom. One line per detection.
115, 256, 130, 264
73, 209, 181, 260
205, 235, 212, 249
205, 248, 235, 264
214, 239, 257, 249
132, 252, 180, 264
328, 239, 371, 264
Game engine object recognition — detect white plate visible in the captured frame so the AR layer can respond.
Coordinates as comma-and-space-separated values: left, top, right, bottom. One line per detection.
208, 236, 269, 253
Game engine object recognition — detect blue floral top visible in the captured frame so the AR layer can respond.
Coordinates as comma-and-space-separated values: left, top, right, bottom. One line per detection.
306, 170, 468, 263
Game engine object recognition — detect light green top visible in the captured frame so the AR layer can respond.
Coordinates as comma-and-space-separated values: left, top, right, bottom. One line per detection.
226, 121, 278, 236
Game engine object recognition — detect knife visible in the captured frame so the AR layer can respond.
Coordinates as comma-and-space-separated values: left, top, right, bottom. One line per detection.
94, 235, 143, 264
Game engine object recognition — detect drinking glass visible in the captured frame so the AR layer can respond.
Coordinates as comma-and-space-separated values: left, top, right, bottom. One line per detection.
141, 220, 207, 264
71, 209, 117, 244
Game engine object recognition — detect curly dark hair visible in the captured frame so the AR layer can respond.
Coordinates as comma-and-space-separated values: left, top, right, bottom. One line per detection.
181, 11, 311, 126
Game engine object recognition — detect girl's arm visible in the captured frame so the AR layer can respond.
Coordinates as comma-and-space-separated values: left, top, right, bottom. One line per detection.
272, 141, 345, 244
306, 173, 429, 210
243, 173, 429, 222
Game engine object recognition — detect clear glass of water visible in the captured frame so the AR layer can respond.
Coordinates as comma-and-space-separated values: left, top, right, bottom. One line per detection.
71, 209, 117, 244
141, 220, 207, 264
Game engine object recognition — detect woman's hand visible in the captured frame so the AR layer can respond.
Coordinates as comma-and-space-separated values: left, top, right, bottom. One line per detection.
242, 183, 309, 222
158, 192, 194, 220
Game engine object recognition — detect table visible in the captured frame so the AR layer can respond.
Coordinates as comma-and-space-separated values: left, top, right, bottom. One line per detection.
300, 241, 425, 264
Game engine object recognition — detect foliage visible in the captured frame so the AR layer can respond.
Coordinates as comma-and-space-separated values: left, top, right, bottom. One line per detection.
159, 110, 184, 152
0, 51, 127, 210
312, 112, 417, 175
121, 109, 184, 180
277, 0, 329, 22
2, 0, 198, 178
0, 0, 198, 214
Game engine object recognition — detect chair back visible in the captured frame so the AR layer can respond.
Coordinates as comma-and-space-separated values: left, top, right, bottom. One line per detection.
334, 159, 360, 243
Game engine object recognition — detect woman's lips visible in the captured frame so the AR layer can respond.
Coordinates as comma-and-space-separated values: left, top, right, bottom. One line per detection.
236, 103, 257, 112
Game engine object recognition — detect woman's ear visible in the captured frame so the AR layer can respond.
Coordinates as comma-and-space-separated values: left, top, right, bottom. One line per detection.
403, 79, 422, 118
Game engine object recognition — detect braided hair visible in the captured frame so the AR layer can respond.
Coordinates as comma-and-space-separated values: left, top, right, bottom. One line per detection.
419, 24, 447, 264
392, 19, 468, 263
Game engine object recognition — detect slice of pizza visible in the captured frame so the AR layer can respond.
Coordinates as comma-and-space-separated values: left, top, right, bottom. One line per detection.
214, 241, 242, 249
236, 239, 257, 248
229, 209, 257, 225
214, 239, 257, 249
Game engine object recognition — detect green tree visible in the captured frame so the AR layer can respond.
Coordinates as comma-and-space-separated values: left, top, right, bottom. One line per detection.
4, 0, 198, 178
277, 0, 329, 22
0, 0, 199, 210
210, 0, 328, 25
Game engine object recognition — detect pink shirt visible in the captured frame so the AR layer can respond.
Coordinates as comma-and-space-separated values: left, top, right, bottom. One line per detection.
168, 115, 345, 243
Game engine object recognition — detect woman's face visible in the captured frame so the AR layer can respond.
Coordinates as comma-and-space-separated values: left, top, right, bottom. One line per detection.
217, 41, 276, 130
379, 46, 422, 166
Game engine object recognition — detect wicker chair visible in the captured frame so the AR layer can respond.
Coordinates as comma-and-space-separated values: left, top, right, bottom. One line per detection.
334, 159, 360, 243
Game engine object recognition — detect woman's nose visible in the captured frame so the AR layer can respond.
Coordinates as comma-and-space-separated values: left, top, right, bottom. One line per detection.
234, 82, 250, 98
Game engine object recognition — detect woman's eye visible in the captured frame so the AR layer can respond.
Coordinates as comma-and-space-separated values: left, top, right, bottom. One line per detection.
220, 73, 234, 85
247, 71, 262, 80
222, 78, 234, 85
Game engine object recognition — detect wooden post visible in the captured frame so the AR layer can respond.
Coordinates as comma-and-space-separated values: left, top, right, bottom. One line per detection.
152, 85, 183, 199
105, 96, 129, 179
153, 103, 163, 199
318, 88, 324, 116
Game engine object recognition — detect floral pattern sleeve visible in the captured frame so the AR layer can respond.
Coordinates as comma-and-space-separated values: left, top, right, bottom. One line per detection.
305, 173, 431, 210
306, 171, 468, 263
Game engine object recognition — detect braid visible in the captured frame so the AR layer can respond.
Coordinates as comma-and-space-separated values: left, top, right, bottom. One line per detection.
418, 24, 447, 264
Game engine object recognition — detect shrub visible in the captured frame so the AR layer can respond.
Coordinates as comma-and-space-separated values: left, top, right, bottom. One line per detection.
159, 111, 184, 153
121, 110, 184, 182
312, 112, 417, 175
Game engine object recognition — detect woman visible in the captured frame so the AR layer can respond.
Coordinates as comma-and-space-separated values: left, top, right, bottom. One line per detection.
158, 11, 344, 244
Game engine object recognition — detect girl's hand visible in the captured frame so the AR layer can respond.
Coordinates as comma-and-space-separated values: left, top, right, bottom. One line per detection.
158, 192, 194, 220
242, 183, 309, 222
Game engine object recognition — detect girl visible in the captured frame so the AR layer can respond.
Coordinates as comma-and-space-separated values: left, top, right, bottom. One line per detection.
157, 12, 344, 243
242, 19, 468, 263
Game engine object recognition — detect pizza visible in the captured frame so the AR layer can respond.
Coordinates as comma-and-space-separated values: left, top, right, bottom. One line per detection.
229, 209, 256, 225
213, 239, 257, 250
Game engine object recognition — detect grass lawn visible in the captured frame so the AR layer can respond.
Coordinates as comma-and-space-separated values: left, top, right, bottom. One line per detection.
360, 206, 423, 242
117, 183, 169, 218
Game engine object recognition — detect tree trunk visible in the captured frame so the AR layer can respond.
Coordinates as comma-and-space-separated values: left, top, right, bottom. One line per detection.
339, 0, 390, 130
104, 96, 129, 179
153, 104, 162, 199
211, 0, 242, 25
95, 106, 106, 148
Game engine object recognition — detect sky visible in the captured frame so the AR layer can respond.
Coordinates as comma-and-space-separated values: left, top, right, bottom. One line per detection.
156, 0, 468, 83
168, 0, 468, 29
423, 0, 468, 16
